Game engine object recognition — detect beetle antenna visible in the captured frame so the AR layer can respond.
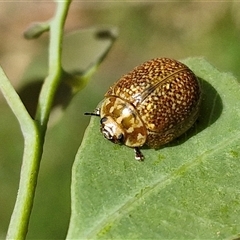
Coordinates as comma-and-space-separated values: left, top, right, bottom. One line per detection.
84, 108, 100, 116
84, 112, 100, 117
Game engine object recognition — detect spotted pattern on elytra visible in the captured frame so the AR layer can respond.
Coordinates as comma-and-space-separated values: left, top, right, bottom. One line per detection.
103, 58, 201, 149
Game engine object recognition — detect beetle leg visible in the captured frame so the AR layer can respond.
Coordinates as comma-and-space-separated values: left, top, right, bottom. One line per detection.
134, 147, 144, 161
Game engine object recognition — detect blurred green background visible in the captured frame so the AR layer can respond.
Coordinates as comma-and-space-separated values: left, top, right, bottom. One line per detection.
0, 1, 239, 239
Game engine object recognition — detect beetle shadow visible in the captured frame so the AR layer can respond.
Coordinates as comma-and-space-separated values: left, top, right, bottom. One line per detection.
143, 77, 223, 150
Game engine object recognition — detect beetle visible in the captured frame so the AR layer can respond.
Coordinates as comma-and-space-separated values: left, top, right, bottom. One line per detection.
85, 58, 201, 161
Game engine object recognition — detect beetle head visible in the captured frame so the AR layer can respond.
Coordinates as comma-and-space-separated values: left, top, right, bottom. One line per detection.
100, 116, 124, 144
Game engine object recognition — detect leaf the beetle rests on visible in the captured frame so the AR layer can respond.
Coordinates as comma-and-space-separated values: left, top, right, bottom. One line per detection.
67, 57, 240, 239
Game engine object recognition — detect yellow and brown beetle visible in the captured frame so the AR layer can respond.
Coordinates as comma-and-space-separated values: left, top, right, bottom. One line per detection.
86, 58, 201, 161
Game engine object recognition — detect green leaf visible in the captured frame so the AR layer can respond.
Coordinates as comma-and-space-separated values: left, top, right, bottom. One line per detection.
67, 57, 240, 239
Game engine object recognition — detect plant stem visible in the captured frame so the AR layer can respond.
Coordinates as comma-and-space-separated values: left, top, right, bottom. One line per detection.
0, 67, 42, 240
1, 1, 72, 239
35, 0, 72, 131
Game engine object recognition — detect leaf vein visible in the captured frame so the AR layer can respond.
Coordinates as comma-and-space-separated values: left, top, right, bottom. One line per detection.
86, 132, 240, 238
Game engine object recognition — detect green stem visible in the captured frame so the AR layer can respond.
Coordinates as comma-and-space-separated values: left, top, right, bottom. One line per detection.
35, 0, 72, 131
0, 68, 42, 240
0, 1, 72, 239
